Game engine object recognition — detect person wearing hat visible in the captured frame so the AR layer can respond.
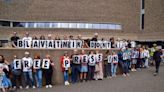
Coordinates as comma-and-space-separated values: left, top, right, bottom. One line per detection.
60, 51, 71, 85
22, 51, 35, 89
153, 48, 163, 76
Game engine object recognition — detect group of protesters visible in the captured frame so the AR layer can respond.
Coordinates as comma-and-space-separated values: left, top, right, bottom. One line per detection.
0, 32, 163, 92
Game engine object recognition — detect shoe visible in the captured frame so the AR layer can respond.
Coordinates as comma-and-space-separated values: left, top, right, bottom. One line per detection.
153, 73, 157, 76
126, 73, 130, 76
49, 85, 52, 88
25, 86, 29, 89
32, 86, 36, 89
123, 73, 126, 77
46, 85, 49, 88
64, 81, 70, 85
19, 86, 23, 89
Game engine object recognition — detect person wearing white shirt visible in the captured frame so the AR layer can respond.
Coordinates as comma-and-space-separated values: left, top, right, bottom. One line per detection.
22, 32, 32, 48
22, 51, 35, 89
144, 47, 150, 68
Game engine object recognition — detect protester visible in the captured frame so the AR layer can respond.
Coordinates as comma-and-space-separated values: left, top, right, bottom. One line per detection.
88, 51, 96, 80
22, 32, 32, 47
43, 55, 54, 88
131, 47, 139, 71
111, 52, 118, 77
0, 55, 12, 92
153, 48, 162, 76
94, 50, 103, 80
10, 55, 23, 89
122, 49, 130, 76
61, 51, 71, 85
40, 35, 46, 40
33, 54, 42, 88
80, 50, 88, 82
10, 32, 20, 47
71, 50, 81, 83
22, 52, 35, 89
144, 47, 150, 68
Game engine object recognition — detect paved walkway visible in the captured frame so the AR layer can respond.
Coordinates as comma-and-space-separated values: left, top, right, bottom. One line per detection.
17, 64, 164, 92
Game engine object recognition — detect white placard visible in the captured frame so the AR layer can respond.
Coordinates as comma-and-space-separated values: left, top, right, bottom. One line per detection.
70, 40, 76, 48
76, 40, 83, 48
24, 40, 31, 48
33, 59, 41, 69
13, 59, 22, 69
96, 54, 103, 62
81, 54, 88, 63
17, 40, 24, 48
108, 55, 113, 63
63, 58, 71, 69
55, 40, 62, 48
112, 55, 118, 63
73, 55, 81, 64
88, 54, 96, 66
32, 40, 40, 48
123, 53, 128, 60
47, 40, 54, 48
42, 59, 50, 69
40, 40, 47, 48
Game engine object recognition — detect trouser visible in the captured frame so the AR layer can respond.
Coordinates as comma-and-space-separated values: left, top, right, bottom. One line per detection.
88, 66, 95, 80
71, 64, 81, 83
155, 60, 161, 73
44, 70, 53, 85
12, 74, 22, 87
107, 63, 111, 77
121, 60, 129, 74
144, 58, 149, 67
35, 69, 42, 88
111, 63, 118, 76
64, 70, 69, 82
94, 62, 103, 79
23, 71, 35, 87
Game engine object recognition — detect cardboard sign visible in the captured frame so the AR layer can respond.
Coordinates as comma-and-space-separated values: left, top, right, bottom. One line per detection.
40, 40, 47, 48
32, 40, 40, 48
55, 40, 62, 48
47, 40, 54, 48
108, 55, 113, 63
73, 55, 81, 64
96, 54, 103, 62
33, 59, 41, 69
42, 59, 50, 69
88, 54, 96, 65
123, 53, 128, 60
24, 40, 31, 48
17, 40, 24, 48
90, 41, 111, 49
63, 58, 71, 69
13, 59, 22, 69
22, 59, 32, 69
81, 54, 88, 63
112, 55, 118, 63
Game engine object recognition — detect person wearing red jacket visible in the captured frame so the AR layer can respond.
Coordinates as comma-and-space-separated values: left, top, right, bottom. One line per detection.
60, 51, 71, 85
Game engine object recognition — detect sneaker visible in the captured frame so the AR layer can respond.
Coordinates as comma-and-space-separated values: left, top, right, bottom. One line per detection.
25, 86, 29, 89
19, 86, 23, 89
32, 86, 36, 89
64, 81, 70, 86
46, 85, 49, 88
49, 85, 52, 88
123, 73, 126, 77
126, 73, 130, 76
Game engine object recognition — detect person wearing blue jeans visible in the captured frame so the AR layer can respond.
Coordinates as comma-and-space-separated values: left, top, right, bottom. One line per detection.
23, 71, 35, 88
35, 69, 42, 88
64, 70, 69, 83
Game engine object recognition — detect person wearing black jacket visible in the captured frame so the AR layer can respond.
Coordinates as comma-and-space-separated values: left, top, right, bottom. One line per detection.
153, 48, 162, 76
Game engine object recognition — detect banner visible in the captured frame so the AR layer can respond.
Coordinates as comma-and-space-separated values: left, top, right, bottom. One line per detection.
33, 59, 41, 69
17, 40, 111, 49
42, 59, 50, 69
13, 59, 22, 69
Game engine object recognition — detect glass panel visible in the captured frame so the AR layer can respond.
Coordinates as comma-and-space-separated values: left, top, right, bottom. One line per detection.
77, 23, 85, 28
92, 24, 100, 29
69, 23, 77, 28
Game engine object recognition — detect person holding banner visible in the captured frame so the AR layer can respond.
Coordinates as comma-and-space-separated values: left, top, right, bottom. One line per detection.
94, 50, 103, 80
10, 55, 23, 89
131, 48, 139, 72
111, 52, 119, 77
80, 50, 88, 82
71, 50, 81, 83
60, 51, 71, 85
0, 55, 12, 92
88, 51, 96, 80
33, 54, 42, 88
22, 52, 35, 89
122, 49, 130, 76
43, 55, 54, 88
22, 32, 32, 48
